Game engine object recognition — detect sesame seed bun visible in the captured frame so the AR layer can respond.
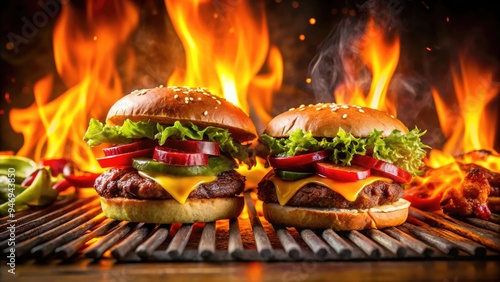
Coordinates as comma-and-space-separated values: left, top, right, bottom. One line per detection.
259, 103, 411, 230
264, 103, 408, 138
106, 86, 257, 143
100, 197, 244, 223
261, 199, 410, 231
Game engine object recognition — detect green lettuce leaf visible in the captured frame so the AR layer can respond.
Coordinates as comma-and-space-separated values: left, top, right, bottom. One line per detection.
83, 119, 255, 168
260, 127, 430, 175
83, 118, 157, 146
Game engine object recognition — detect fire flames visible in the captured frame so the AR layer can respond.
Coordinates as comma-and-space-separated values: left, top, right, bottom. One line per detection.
404, 52, 499, 216
9, 0, 279, 183
164, 0, 279, 187
6, 2, 498, 218
9, 0, 139, 172
331, 16, 499, 217
334, 17, 399, 117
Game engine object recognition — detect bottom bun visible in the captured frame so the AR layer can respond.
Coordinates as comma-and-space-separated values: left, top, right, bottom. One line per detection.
100, 197, 244, 223
262, 199, 410, 231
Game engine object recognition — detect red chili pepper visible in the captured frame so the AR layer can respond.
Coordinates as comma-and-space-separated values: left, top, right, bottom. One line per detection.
404, 193, 443, 211
21, 169, 40, 186
64, 173, 100, 188
40, 158, 72, 177
53, 179, 74, 192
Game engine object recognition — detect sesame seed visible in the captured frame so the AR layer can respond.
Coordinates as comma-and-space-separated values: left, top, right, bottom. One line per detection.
316, 108, 322, 111
341, 105, 349, 109
308, 104, 313, 107
390, 115, 395, 118
189, 97, 194, 101
216, 100, 221, 105
184, 97, 189, 101
159, 85, 164, 88
358, 109, 365, 113
203, 110, 208, 116
299, 108, 306, 111
174, 94, 179, 99
322, 104, 328, 108
288, 107, 295, 111
299, 104, 305, 108
212, 96, 217, 99
132, 89, 148, 96
342, 114, 348, 119
198, 97, 202, 101
185, 100, 189, 104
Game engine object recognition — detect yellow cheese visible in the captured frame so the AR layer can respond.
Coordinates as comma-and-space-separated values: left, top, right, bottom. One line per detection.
138, 171, 216, 204
270, 174, 393, 205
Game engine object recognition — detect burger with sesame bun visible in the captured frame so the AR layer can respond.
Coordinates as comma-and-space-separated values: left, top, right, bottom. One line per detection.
83, 86, 257, 223
257, 103, 429, 230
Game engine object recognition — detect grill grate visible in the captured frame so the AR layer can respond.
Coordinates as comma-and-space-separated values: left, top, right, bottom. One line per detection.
1, 191, 499, 262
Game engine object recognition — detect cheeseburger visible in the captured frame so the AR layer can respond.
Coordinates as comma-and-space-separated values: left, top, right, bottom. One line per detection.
83, 86, 257, 223
258, 103, 429, 230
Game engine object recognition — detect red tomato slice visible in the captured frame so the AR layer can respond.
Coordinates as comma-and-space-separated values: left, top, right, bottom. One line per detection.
97, 148, 155, 168
315, 162, 371, 181
162, 139, 220, 156
103, 140, 157, 156
153, 146, 209, 166
352, 154, 412, 184
268, 150, 329, 170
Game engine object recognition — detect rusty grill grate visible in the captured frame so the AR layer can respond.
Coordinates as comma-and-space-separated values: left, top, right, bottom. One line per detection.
1, 191, 499, 263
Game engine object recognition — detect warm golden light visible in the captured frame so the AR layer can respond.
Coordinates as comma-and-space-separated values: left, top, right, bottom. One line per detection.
334, 17, 400, 116
428, 52, 499, 170
405, 51, 499, 212
164, 0, 282, 123
9, 0, 139, 172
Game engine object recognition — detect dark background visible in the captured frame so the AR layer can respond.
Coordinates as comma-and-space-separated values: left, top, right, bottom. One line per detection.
1, 0, 499, 154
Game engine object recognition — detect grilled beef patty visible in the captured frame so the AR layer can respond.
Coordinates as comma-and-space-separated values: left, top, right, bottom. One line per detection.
258, 175, 404, 209
95, 167, 245, 200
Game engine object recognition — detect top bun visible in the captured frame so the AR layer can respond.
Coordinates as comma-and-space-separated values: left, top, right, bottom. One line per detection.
264, 103, 408, 138
106, 86, 257, 142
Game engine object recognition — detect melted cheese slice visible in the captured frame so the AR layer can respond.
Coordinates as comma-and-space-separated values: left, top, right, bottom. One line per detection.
270, 174, 393, 205
138, 171, 216, 204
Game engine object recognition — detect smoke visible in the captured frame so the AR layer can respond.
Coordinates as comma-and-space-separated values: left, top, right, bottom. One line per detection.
308, 0, 402, 102
307, 0, 446, 148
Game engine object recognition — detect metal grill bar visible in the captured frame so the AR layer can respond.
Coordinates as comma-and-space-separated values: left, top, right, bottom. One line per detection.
228, 218, 243, 259
274, 225, 302, 259
136, 225, 169, 258
1, 192, 499, 263
166, 223, 193, 259
322, 229, 353, 259
245, 192, 274, 259
198, 222, 216, 258
365, 229, 407, 258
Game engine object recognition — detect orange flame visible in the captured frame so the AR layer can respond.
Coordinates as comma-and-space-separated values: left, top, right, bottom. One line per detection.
9, 0, 139, 172
164, 0, 278, 182
164, 0, 282, 124
405, 52, 499, 210
427, 52, 499, 172
334, 17, 400, 116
